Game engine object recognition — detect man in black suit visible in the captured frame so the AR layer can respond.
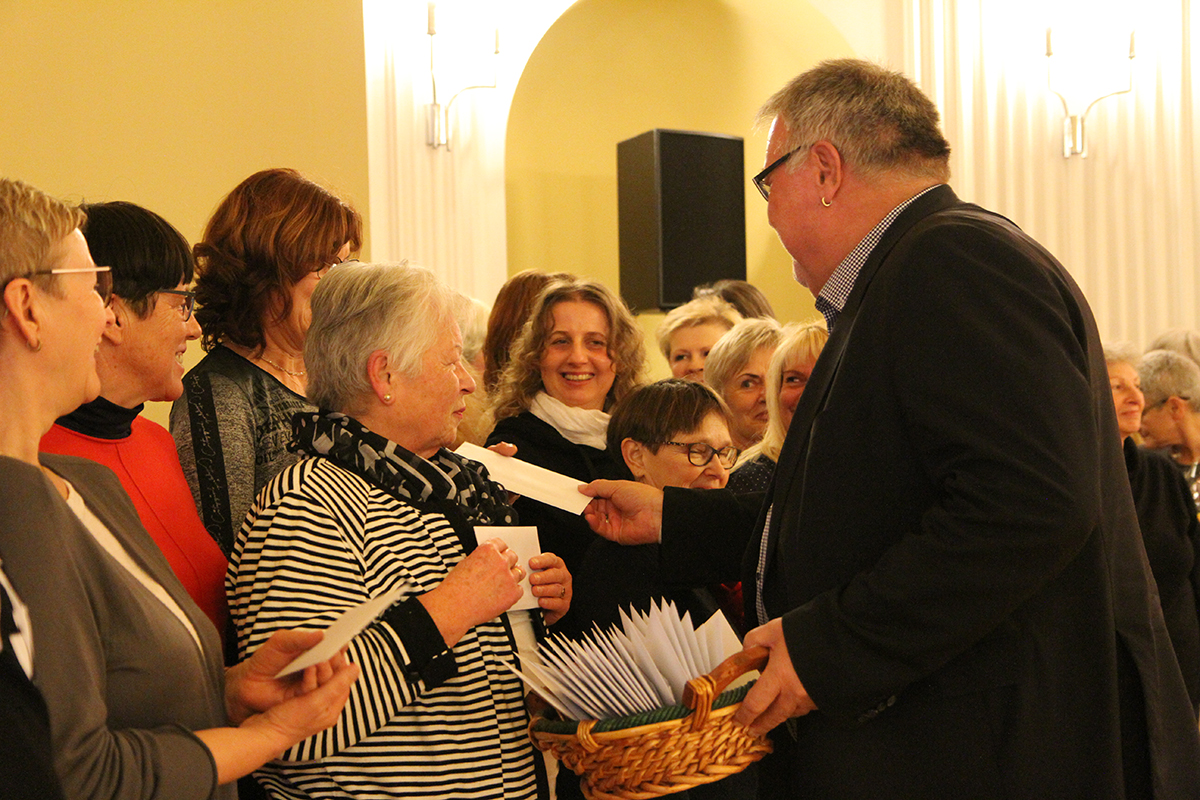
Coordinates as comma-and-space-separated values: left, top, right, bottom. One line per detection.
583, 60, 1200, 797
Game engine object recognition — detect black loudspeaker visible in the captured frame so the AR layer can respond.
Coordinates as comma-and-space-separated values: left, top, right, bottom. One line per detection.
617, 129, 746, 312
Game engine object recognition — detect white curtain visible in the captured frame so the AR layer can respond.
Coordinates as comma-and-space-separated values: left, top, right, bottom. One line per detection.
362, 0, 509, 303
362, 0, 576, 306
909, 0, 1198, 347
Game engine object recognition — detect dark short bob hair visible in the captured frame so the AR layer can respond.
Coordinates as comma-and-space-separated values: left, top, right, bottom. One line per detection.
193, 168, 362, 351
606, 378, 729, 459
81, 201, 194, 319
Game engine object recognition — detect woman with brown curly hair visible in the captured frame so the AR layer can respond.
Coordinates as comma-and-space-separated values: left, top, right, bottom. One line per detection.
486, 278, 643, 616
481, 269, 574, 395
170, 169, 362, 556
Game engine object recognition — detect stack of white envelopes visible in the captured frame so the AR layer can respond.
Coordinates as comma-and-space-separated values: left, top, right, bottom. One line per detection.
508, 600, 746, 721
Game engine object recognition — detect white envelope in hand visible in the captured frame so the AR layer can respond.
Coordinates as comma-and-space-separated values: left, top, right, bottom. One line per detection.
273, 582, 410, 677
455, 442, 592, 515
478, 525, 542, 612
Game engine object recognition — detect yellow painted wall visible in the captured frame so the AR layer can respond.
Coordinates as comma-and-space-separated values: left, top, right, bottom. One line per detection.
505, 0, 853, 379
1, 0, 370, 425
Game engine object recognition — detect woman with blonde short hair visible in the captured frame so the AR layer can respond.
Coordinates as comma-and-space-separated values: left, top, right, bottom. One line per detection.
0, 178, 355, 800
729, 321, 829, 493
704, 317, 783, 452
655, 295, 741, 381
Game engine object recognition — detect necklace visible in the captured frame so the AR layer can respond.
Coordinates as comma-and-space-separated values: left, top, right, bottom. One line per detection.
258, 355, 306, 378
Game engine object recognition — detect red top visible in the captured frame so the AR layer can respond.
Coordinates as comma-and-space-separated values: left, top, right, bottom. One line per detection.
40, 418, 229, 641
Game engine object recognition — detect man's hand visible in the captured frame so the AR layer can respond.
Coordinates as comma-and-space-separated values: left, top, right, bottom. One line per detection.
733, 618, 817, 736
579, 479, 664, 545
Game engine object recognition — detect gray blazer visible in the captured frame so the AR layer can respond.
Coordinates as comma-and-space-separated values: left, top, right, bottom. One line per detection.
0, 453, 230, 800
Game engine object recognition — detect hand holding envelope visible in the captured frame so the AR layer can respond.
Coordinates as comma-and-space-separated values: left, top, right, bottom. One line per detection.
479, 525, 572, 626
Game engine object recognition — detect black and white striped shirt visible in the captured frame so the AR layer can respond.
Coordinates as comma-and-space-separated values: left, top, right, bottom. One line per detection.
228, 457, 541, 799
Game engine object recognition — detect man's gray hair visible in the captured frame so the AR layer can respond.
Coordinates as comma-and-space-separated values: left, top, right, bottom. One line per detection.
1139, 348, 1200, 412
758, 59, 951, 182
305, 261, 455, 412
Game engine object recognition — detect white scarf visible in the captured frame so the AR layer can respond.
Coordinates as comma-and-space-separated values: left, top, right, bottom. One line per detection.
529, 392, 610, 451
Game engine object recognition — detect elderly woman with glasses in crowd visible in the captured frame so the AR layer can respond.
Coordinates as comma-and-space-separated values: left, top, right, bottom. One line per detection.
572, 379, 740, 632
171, 168, 362, 557
569, 379, 756, 799
0, 178, 356, 799
228, 261, 572, 799
39, 201, 228, 638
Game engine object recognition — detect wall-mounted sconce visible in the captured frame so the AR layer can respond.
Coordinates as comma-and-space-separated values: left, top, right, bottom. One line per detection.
426, 1, 500, 150
1045, 25, 1135, 158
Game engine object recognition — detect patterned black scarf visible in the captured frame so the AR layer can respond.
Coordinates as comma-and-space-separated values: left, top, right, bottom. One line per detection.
291, 411, 517, 527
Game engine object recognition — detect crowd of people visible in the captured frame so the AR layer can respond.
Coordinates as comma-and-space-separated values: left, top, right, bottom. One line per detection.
3, 58, 1200, 799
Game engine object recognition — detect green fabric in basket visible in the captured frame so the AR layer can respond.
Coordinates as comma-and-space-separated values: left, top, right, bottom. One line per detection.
532, 680, 757, 734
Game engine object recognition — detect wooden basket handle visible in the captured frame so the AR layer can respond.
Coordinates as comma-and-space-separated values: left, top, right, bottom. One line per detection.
682, 645, 769, 729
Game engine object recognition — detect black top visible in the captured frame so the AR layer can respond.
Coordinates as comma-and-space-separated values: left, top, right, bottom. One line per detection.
1124, 436, 1200, 709
727, 454, 774, 494
0, 577, 66, 800
487, 411, 626, 638
56, 396, 143, 439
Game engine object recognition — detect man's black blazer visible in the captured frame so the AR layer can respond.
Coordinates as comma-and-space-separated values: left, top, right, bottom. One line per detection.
661, 186, 1200, 797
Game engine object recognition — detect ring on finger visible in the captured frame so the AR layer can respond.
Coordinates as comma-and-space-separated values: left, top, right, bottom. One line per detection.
558, 586, 566, 599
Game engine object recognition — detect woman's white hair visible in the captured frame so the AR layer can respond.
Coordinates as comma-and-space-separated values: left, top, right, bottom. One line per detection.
1139, 349, 1200, 413
305, 261, 455, 412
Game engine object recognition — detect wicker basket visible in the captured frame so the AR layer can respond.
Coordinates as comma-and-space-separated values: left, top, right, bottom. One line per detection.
528, 646, 772, 800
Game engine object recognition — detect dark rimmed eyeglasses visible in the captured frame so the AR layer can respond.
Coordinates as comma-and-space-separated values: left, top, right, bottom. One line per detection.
158, 289, 196, 322
313, 256, 359, 279
25, 266, 113, 306
752, 144, 810, 201
659, 441, 740, 469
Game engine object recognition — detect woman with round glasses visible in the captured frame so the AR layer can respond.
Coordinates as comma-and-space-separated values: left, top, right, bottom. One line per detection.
171, 168, 362, 556
571, 379, 739, 634
40, 201, 229, 638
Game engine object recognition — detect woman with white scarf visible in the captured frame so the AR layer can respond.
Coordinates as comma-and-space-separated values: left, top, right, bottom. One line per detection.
487, 278, 645, 632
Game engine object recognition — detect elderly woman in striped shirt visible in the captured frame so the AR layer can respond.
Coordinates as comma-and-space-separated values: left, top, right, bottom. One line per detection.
228, 261, 572, 799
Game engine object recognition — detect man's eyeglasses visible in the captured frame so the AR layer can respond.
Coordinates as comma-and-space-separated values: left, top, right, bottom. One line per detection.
753, 144, 810, 201
660, 441, 740, 469
26, 266, 113, 306
158, 289, 196, 322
